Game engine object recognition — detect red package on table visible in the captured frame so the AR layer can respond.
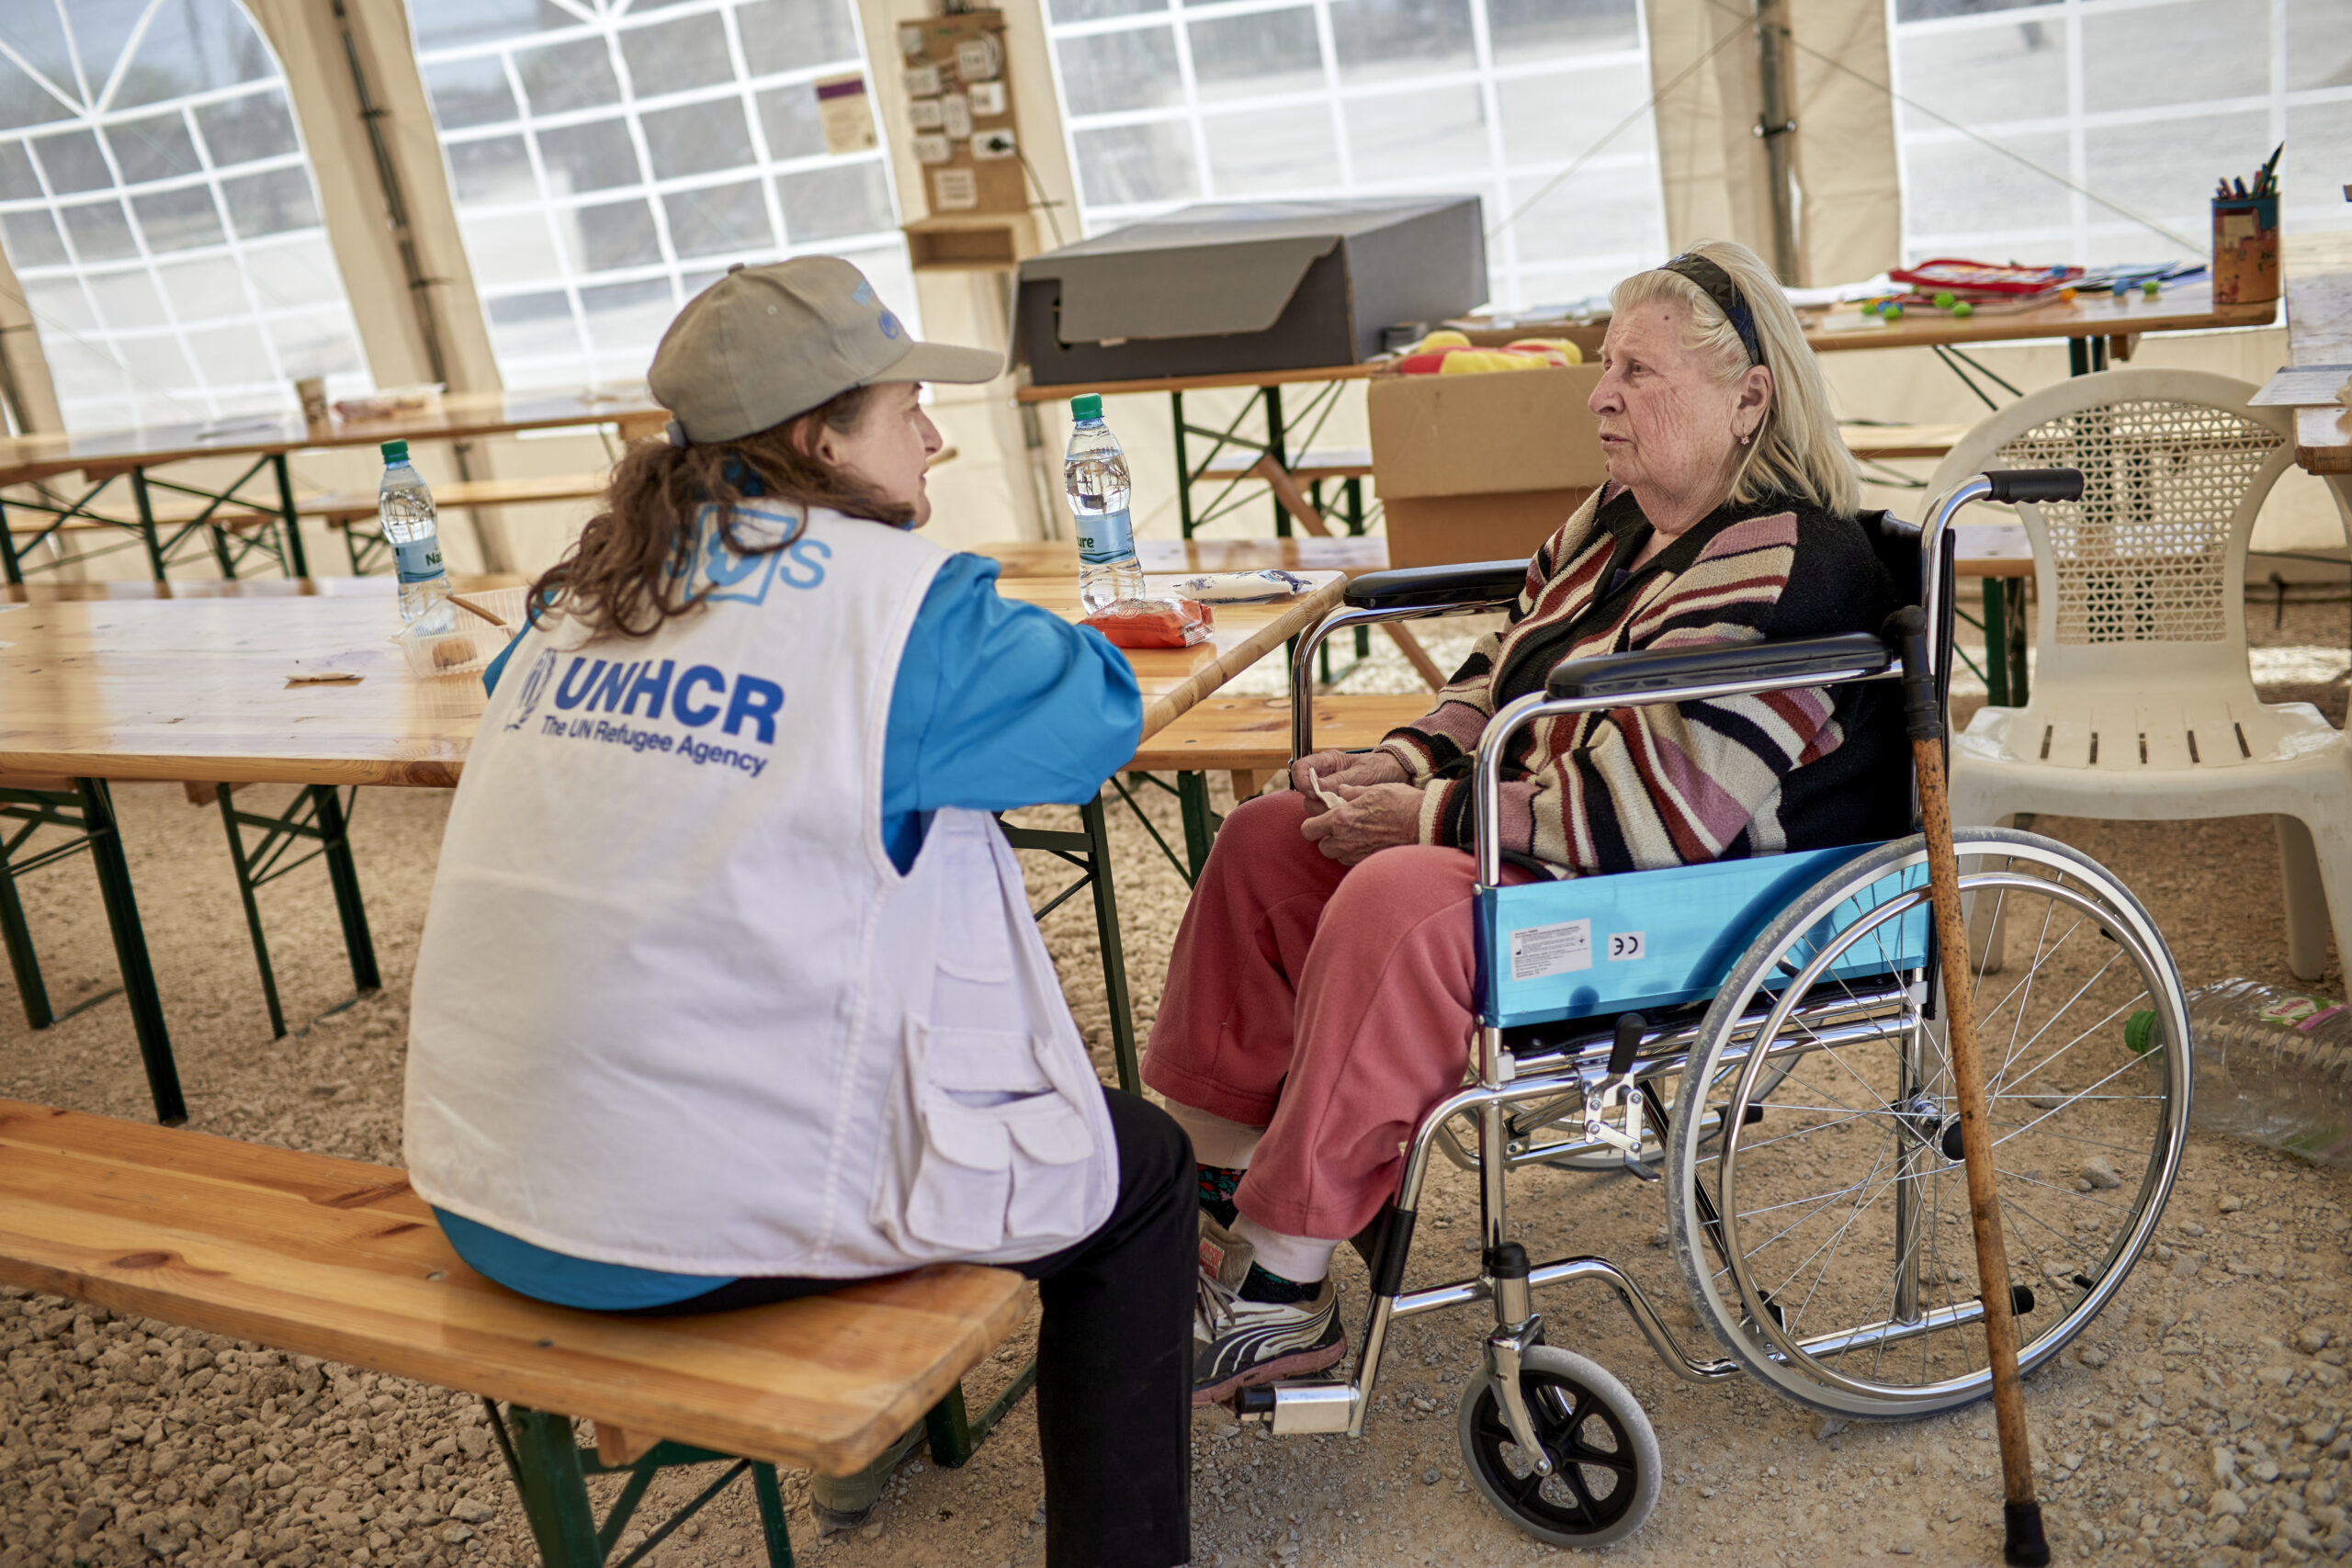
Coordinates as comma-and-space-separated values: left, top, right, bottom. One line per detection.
1081, 596, 1214, 649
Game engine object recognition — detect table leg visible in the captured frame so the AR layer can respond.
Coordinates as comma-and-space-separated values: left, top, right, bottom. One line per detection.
311, 784, 381, 993
129, 469, 169, 581
1080, 793, 1139, 1093
77, 778, 185, 1124
215, 784, 288, 1040
1171, 390, 1193, 540
272, 452, 310, 578
2002, 579, 2029, 706
0, 493, 23, 585
1177, 771, 1218, 882
1263, 385, 1290, 537
0, 830, 53, 1031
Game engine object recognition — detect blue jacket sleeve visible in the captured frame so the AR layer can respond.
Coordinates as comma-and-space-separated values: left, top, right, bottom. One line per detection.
885, 553, 1143, 825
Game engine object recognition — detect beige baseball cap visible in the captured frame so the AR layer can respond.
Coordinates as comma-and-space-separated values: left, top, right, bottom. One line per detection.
649, 256, 1001, 445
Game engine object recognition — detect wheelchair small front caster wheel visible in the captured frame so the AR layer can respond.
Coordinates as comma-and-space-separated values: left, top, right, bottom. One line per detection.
1456, 1346, 1660, 1550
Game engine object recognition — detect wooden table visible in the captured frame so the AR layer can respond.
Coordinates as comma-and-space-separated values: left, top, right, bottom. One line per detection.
2287, 273, 2352, 481
0, 389, 666, 586
0, 569, 1342, 1121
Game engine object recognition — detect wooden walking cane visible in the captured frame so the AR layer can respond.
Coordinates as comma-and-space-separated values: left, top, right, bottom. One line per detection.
1887, 604, 2049, 1568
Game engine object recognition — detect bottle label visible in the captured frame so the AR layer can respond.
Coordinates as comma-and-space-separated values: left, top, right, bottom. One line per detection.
2257, 995, 2332, 1027
2296, 1005, 2346, 1032
1076, 507, 1134, 566
394, 536, 445, 585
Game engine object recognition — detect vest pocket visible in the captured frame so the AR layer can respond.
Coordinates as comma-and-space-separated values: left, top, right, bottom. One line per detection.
886, 1022, 1097, 1253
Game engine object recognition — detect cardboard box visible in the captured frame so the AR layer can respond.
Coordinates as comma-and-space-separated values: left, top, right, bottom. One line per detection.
1367, 365, 1608, 569
1012, 197, 1487, 386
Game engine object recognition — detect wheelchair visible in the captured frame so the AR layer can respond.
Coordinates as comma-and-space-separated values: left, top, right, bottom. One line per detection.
1229, 470, 2193, 1551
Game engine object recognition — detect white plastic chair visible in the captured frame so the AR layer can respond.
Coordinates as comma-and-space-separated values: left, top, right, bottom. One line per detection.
1936, 369, 2352, 981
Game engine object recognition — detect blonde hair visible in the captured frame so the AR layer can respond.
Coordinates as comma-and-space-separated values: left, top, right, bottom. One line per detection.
1609, 239, 1860, 518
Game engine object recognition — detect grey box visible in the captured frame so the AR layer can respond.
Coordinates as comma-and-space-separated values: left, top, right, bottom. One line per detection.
1012, 197, 1487, 387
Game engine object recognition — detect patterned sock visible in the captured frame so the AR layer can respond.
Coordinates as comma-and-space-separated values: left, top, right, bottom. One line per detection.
1196, 1164, 1244, 1227
1238, 1262, 1311, 1304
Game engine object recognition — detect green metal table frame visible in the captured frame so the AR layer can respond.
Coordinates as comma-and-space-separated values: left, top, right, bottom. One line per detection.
0, 777, 380, 1122
0, 455, 308, 584
0, 779, 182, 1122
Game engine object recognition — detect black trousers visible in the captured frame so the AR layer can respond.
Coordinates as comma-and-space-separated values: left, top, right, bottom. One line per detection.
631, 1089, 1194, 1568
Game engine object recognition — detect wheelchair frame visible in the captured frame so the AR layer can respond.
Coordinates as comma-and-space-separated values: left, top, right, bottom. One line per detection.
1230, 476, 2185, 1503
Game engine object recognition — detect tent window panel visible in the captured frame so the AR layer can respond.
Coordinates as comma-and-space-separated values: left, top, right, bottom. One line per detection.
246, 236, 350, 310
184, 322, 278, 385
2285, 0, 2352, 91
23, 276, 96, 333
1047, 0, 1169, 19
87, 270, 172, 333
536, 119, 643, 197
1497, 66, 1654, 170
110, 0, 278, 106
622, 14, 738, 98
1900, 130, 2073, 236
1344, 86, 1488, 184
62, 198, 141, 262
559, 197, 666, 273
30, 129, 111, 194
775, 161, 893, 244
1329, 0, 1476, 85
447, 134, 538, 207
2081, 1, 2267, 112
117, 333, 199, 392
516, 39, 626, 117
0, 208, 69, 267
1188, 10, 1324, 104
1504, 163, 1665, 261
424, 57, 521, 130
414, 0, 912, 390
662, 178, 774, 258
267, 309, 365, 377
1057, 28, 1185, 118
1894, 20, 2067, 131
0, 140, 39, 198
1485, 0, 1640, 66
755, 85, 829, 163
2083, 109, 2268, 260
220, 166, 318, 240
109, 111, 203, 183
640, 100, 758, 181
1203, 105, 1340, 196
155, 254, 248, 317
1072, 121, 1198, 208
734, 0, 865, 79
130, 185, 226, 252
193, 90, 300, 166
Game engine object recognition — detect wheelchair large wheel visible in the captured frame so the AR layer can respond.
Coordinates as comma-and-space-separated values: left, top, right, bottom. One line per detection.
1663, 829, 2189, 1419
1456, 1345, 1660, 1550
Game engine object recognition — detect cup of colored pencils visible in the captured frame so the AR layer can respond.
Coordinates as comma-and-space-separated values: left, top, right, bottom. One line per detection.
2213, 144, 2281, 305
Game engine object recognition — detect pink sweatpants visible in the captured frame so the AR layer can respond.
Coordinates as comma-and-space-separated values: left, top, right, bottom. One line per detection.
1143, 790, 1531, 1241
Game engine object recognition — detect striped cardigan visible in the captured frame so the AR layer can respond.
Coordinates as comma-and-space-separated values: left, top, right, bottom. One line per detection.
1379, 484, 1908, 874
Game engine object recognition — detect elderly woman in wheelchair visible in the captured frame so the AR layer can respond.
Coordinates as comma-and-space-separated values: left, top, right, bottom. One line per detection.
1146, 240, 2193, 1549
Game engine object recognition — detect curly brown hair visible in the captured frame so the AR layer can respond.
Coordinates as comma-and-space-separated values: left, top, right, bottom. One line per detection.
531, 385, 912, 641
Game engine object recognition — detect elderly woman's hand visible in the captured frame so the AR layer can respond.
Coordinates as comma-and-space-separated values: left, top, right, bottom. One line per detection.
1293, 748, 1407, 816
1297, 781, 1422, 865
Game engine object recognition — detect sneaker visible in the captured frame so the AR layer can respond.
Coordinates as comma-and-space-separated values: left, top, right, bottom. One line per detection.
1192, 1213, 1346, 1405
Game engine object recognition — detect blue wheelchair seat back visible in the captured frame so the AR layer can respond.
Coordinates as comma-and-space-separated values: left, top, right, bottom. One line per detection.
1473, 509, 1951, 1032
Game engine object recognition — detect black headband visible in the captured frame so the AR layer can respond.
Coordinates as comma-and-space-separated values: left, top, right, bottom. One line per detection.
1659, 253, 1764, 367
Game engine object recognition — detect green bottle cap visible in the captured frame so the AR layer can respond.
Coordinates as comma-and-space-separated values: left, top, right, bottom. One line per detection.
380, 439, 409, 461
2124, 1010, 2156, 1055
1070, 394, 1102, 420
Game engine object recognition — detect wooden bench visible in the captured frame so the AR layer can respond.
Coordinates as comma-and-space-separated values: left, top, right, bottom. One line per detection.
1839, 422, 1968, 462
1127, 694, 1433, 875
0, 1098, 1033, 1565
1197, 445, 1372, 483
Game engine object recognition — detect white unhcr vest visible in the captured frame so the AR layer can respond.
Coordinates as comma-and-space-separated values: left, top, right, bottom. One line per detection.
403, 505, 1117, 1277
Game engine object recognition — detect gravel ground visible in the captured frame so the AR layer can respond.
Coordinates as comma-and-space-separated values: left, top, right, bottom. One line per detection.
2, 595, 2348, 1568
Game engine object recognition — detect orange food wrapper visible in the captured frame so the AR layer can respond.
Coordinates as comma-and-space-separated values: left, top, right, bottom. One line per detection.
1081, 595, 1214, 649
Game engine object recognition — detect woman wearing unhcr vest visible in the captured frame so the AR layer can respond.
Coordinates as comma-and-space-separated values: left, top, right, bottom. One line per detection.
403, 259, 1193, 1567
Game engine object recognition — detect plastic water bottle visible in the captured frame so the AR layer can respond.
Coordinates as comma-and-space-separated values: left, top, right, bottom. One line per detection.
2127, 980, 2352, 1165
1065, 394, 1142, 614
379, 439, 454, 632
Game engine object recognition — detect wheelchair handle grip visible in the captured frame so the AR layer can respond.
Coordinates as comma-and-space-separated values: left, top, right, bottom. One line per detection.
1607, 1013, 1646, 1077
1883, 607, 1941, 744
1980, 468, 2081, 505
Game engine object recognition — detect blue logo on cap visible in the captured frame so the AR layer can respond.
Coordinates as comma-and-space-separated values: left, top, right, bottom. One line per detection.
877, 310, 902, 339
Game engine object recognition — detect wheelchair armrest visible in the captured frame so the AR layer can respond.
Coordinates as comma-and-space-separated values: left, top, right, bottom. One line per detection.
1544, 632, 1894, 701
1343, 560, 1528, 614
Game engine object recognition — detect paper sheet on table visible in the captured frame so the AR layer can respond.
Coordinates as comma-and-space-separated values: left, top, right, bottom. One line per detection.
2249, 365, 2352, 406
